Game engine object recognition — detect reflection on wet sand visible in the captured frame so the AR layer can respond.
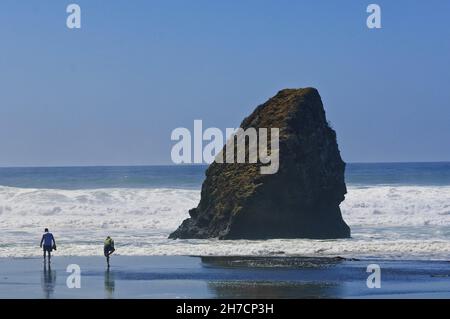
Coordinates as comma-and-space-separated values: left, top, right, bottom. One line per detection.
207, 281, 340, 298
104, 268, 115, 298
41, 264, 56, 299
201, 256, 347, 298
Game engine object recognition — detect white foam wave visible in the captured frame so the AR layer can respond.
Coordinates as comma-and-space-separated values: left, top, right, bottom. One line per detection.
341, 186, 450, 227
0, 185, 449, 260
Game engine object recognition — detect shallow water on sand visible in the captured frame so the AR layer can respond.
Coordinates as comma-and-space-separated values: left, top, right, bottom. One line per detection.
1, 256, 450, 299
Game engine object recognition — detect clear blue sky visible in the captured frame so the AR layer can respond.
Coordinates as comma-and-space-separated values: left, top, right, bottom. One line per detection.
0, 0, 449, 166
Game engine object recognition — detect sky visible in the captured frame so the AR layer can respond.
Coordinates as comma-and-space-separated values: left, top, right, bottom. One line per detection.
0, 0, 449, 166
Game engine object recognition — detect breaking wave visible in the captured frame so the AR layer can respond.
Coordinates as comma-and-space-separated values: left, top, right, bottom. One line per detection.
1, 185, 450, 260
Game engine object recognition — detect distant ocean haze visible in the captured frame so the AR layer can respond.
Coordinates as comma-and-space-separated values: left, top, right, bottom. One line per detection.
0, 162, 449, 259
1, 162, 449, 190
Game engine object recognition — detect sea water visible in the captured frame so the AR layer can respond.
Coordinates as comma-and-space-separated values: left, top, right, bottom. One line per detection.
0, 163, 449, 260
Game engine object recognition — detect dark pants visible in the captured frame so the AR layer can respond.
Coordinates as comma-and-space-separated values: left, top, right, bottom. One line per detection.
104, 246, 115, 265
43, 245, 52, 260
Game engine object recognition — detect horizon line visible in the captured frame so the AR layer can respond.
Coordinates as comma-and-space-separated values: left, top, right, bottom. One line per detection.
0, 161, 449, 169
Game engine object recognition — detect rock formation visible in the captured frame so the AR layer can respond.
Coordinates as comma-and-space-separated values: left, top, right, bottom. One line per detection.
169, 88, 350, 239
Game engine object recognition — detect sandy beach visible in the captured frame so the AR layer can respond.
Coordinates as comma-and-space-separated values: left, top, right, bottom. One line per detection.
1, 256, 449, 299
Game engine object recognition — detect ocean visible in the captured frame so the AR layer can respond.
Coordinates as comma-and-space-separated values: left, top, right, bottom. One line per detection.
1, 163, 449, 260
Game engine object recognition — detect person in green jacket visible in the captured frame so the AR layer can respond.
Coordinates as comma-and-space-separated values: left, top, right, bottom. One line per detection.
104, 236, 115, 267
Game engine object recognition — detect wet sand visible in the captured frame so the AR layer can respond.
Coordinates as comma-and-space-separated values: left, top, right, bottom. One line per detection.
0, 256, 449, 298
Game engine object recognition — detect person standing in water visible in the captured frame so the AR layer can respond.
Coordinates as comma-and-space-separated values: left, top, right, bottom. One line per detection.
40, 228, 56, 263
104, 236, 115, 267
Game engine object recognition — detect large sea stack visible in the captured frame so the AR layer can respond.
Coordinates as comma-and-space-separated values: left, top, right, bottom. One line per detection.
169, 88, 350, 239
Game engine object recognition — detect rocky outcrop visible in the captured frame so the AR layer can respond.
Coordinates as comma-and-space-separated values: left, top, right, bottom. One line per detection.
169, 88, 350, 239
